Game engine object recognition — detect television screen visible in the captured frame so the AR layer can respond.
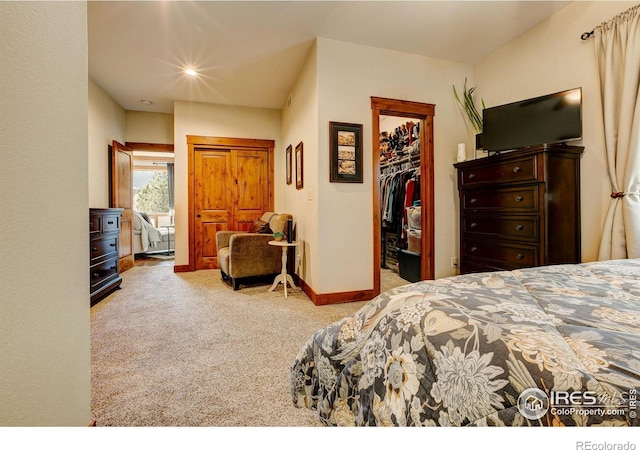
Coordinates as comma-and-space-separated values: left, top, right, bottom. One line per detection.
482, 88, 582, 152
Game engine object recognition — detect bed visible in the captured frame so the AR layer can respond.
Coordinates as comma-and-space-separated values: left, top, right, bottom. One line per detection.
290, 259, 640, 426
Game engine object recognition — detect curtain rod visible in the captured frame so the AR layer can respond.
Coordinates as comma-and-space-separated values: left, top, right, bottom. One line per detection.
580, 30, 594, 40
580, 3, 640, 40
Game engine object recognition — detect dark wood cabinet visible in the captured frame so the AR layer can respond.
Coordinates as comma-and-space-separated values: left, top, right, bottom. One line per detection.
90, 208, 124, 305
454, 144, 583, 274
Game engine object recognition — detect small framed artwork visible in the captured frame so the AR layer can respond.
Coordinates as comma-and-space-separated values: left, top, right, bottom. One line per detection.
329, 121, 363, 183
286, 144, 292, 185
295, 141, 304, 190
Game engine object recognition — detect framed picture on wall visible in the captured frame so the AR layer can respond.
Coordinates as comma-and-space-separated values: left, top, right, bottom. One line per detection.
295, 141, 304, 190
329, 121, 363, 183
286, 144, 292, 185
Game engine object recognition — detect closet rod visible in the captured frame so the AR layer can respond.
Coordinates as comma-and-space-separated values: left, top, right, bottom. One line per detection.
380, 154, 420, 169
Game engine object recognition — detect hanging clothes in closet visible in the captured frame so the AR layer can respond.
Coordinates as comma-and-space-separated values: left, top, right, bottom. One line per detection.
380, 164, 420, 238
379, 119, 422, 273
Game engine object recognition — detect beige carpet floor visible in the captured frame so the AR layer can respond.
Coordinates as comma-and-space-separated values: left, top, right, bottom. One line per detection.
90, 266, 407, 426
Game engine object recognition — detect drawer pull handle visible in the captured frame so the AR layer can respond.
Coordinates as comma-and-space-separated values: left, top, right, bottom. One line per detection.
109, 266, 117, 270
92, 247, 98, 252
468, 173, 476, 180
107, 221, 114, 225
92, 272, 100, 279
515, 196, 524, 202
469, 198, 477, 204
470, 222, 477, 228
110, 243, 116, 247
515, 224, 524, 231
516, 253, 525, 260
470, 246, 478, 252
513, 166, 522, 173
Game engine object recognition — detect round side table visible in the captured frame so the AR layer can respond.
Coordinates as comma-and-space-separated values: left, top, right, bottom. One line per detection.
267, 240, 300, 297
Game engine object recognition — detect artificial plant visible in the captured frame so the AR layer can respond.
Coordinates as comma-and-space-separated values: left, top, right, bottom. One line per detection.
453, 78, 485, 134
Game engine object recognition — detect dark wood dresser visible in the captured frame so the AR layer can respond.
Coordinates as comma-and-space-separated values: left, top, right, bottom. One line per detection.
90, 208, 124, 305
454, 144, 583, 274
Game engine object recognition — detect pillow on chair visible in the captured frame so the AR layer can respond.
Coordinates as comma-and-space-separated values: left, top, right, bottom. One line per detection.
248, 218, 272, 234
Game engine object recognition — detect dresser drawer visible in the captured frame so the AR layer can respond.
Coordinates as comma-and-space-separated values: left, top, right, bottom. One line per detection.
463, 239, 539, 269
102, 214, 120, 232
461, 185, 539, 212
461, 259, 511, 274
459, 154, 538, 187
90, 215, 101, 234
463, 214, 539, 242
90, 258, 119, 292
90, 235, 119, 263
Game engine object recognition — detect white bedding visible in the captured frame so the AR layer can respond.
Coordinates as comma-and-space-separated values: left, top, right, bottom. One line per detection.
133, 211, 173, 254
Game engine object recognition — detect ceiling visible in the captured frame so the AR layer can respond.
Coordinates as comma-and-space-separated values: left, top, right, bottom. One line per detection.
88, 1, 572, 114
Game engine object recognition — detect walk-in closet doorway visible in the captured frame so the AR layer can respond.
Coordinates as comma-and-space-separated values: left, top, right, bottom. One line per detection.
371, 97, 435, 297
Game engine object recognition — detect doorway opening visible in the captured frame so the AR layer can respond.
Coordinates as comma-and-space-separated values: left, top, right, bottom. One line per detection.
126, 142, 175, 266
371, 97, 435, 297
132, 150, 175, 227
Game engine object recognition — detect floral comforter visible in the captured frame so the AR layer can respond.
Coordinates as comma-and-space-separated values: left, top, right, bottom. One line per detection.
290, 259, 640, 426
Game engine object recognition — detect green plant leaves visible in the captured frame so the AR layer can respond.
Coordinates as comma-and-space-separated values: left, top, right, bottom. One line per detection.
453, 78, 484, 134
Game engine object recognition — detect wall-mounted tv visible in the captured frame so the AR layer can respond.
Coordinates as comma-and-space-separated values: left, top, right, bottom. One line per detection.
482, 88, 582, 153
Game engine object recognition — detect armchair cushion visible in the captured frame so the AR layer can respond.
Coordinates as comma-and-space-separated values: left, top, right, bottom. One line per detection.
218, 233, 281, 279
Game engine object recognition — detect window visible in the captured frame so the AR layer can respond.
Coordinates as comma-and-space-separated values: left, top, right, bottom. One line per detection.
134, 169, 169, 213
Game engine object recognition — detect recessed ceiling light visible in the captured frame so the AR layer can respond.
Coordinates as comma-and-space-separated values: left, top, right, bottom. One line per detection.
184, 68, 198, 77
140, 99, 153, 105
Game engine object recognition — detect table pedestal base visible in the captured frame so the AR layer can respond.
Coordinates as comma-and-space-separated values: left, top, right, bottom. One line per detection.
268, 273, 296, 297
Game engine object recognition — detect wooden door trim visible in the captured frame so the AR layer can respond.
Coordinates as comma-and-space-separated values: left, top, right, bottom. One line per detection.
187, 136, 274, 149
371, 97, 435, 296
124, 142, 174, 152
187, 135, 275, 272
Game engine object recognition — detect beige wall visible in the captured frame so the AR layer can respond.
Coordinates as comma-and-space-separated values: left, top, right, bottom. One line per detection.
304, 38, 472, 294
474, 1, 637, 262
88, 95, 174, 208
281, 43, 320, 289
0, 1, 90, 425
88, 78, 126, 207
172, 101, 282, 267
126, 111, 174, 144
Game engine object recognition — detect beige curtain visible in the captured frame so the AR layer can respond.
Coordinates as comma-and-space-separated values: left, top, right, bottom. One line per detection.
596, 4, 640, 260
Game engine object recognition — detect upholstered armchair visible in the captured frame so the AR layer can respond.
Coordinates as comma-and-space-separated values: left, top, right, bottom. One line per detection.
216, 212, 293, 290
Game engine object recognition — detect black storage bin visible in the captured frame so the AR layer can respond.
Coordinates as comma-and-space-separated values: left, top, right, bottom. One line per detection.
397, 249, 421, 283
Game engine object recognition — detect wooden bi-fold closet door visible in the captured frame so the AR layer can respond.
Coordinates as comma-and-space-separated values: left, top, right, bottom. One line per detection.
189, 136, 274, 271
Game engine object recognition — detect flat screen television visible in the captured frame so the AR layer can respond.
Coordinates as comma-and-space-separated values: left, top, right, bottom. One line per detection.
482, 88, 582, 153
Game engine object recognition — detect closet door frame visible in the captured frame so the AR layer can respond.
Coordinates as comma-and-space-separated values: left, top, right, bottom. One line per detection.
371, 97, 435, 296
